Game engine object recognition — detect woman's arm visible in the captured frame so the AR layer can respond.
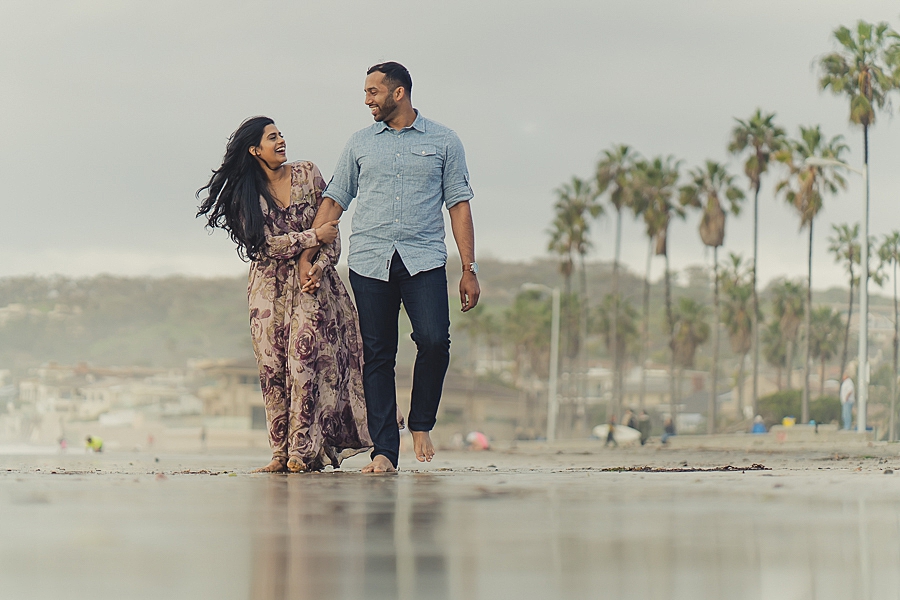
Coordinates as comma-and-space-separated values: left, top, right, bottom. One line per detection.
264, 229, 319, 260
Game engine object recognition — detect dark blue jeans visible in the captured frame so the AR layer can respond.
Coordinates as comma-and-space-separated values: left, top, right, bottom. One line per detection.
349, 252, 451, 467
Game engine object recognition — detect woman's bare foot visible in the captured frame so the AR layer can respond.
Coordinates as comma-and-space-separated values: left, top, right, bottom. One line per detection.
286, 457, 305, 473
361, 454, 396, 473
251, 458, 286, 473
410, 430, 435, 462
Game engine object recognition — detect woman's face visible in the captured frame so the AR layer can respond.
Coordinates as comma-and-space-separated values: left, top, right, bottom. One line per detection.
250, 124, 286, 168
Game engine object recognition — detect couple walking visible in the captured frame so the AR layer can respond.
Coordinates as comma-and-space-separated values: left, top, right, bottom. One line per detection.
197, 62, 480, 473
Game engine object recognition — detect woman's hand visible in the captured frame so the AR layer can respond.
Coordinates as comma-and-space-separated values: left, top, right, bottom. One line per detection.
301, 263, 324, 294
315, 220, 340, 244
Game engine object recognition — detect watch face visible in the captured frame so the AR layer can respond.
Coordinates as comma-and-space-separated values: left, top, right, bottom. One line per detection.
470, 262, 479, 275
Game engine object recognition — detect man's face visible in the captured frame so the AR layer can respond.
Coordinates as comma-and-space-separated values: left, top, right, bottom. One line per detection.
364, 71, 398, 122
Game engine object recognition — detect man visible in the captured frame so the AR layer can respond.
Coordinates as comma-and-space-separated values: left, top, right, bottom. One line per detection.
300, 62, 479, 473
840, 374, 855, 430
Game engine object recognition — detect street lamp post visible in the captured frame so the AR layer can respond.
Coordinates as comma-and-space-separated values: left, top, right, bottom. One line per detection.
522, 283, 561, 442
805, 157, 869, 432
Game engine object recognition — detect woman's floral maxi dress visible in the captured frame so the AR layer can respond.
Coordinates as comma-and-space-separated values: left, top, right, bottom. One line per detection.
248, 161, 371, 470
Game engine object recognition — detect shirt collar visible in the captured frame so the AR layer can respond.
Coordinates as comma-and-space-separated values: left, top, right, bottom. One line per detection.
373, 109, 426, 134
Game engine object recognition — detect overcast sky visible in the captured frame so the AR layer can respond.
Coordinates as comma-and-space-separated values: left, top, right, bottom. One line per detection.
2, 0, 899, 290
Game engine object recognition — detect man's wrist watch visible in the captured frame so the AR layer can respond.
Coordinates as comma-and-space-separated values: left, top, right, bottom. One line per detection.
464, 262, 478, 275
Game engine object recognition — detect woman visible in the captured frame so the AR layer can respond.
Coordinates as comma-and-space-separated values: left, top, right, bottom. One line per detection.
197, 116, 371, 472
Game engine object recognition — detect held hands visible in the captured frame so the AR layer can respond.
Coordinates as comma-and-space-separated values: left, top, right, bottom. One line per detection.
459, 271, 480, 312
315, 220, 340, 245
301, 262, 324, 294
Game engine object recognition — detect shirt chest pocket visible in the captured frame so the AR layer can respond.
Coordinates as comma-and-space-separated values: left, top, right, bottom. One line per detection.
408, 145, 442, 182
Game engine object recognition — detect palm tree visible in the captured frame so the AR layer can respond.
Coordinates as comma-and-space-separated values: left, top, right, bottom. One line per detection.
679, 161, 745, 433
596, 144, 639, 417
596, 294, 640, 406
762, 320, 787, 391
771, 279, 805, 393
728, 109, 786, 418
631, 156, 684, 417
879, 231, 900, 440
775, 126, 848, 423
671, 297, 711, 420
818, 20, 900, 202
828, 223, 860, 380
721, 254, 754, 417
808, 306, 843, 397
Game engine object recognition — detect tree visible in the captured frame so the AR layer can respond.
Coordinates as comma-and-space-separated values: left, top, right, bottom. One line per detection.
775, 125, 848, 423
771, 279, 805, 393
879, 231, 900, 441
808, 306, 843, 397
679, 161, 745, 433
596, 144, 639, 417
631, 156, 684, 418
596, 294, 640, 406
728, 109, 786, 418
721, 254, 754, 417
828, 223, 860, 380
671, 297, 711, 418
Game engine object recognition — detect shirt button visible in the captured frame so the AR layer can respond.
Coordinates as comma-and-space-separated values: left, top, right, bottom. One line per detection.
421, 151, 426, 155
397, 174, 401, 178
396, 196, 400, 200
394, 219, 399, 223
396, 153, 400, 157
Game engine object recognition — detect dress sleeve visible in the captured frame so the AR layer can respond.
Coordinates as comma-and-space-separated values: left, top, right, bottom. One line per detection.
310, 163, 341, 268
264, 230, 319, 259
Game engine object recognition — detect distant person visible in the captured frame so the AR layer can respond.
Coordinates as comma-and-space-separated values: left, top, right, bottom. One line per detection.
466, 431, 490, 451
661, 417, 676, 445
636, 410, 651, 445
751, 415, 767, 434
197, 117, 373, 473
840, 374, 855, 430
605, 414, 618, 448
58, 437, 68, 451
622, 408, 637, 430
302, 62, 479, 473
85, 436, 103, 453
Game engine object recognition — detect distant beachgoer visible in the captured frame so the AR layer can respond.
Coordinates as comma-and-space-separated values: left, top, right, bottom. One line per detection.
751, 415, 766, 434
605, 414, 618, 448
466, 431, 490, 451
661, 417, 675, 444
197, 117, 373, 473
636, 410, 651, 445
622, 408, 637, 430
840, 374, 855, 430
86, 436, 103, 452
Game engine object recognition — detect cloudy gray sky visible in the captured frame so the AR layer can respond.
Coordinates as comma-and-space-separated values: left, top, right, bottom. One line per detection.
2, 0, 899, 290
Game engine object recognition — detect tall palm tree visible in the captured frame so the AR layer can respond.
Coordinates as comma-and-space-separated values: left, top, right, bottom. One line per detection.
679, 161, 745, 433
596, 294, 640, 403
721, 254, 754, 417
631, 156, 683, 417
547, 176, 603, 433
728, 110, 786, 418
771, 279, 805, 394
671, 297, 711, 421
879, 231, 900, 440
596, 144, 639, 417
828, 223, 860, 381
818, 20, 900, 201
808, 306, 843, 397
762, 319, 787, 391
775, 126, 848, 423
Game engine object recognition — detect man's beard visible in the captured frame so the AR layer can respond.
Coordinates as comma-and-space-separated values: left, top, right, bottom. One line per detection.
374, 95, 398, 122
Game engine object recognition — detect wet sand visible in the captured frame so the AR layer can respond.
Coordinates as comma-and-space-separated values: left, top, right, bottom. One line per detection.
2, 441, 900, 599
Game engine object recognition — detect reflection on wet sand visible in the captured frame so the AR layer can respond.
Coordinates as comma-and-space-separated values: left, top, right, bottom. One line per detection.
250, 474, 448, 600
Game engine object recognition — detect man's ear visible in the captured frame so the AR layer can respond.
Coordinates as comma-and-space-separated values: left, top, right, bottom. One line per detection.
394, 86, 405, 102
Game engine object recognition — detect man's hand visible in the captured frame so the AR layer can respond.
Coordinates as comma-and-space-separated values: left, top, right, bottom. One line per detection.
301, 263, 323, 294
459, 271, 480, 312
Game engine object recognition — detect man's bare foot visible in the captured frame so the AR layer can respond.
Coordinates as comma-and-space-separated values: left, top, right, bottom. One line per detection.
286, 457, 305, 473
252, 458, 286, 473
410, 430, 435, 462
361, 454, 396, 473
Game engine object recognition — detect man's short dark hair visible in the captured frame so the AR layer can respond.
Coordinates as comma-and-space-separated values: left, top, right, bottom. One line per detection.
367, 61, 412, 95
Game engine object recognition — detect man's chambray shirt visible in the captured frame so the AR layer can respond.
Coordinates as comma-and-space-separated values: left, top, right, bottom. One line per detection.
323, 111, 474, 281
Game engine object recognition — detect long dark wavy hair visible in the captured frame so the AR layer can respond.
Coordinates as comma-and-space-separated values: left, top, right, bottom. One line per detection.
196, 116, 279, 261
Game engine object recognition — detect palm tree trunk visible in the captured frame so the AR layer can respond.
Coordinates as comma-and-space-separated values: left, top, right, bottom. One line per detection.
820, 357, 826, 398
612, 207, 622, 417
892, 259, 898, 441
786, 340, 795, 389
709, 246, 719, 434
840, 263, 855, 379
578, 252, 588, 435
665, 251, 677, 420
737, 352, 747, 416
751, 182, 761, 418
639, 238, 653, 411
802, 221, 813, 423
777, 367, 783, 391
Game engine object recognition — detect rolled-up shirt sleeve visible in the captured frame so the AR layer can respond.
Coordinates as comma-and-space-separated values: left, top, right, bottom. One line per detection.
442, 130, 474, 209
323, 139, 358, 210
